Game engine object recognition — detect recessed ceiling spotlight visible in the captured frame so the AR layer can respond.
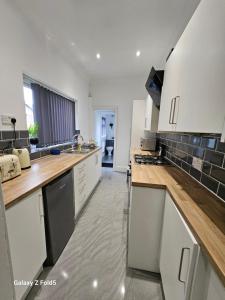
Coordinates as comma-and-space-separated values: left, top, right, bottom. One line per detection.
136, 50, 141, 57
96, 53, 101, 59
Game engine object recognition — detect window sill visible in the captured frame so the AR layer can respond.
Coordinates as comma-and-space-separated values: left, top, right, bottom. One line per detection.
30, 142, 74, 160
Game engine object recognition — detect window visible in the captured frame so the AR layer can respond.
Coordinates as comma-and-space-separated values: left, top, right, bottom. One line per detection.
23, 76, 76, 147
23, 86, 34, 128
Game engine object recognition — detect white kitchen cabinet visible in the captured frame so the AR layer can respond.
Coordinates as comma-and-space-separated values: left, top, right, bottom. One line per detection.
87, 150, 102, 195
74, 160, 88, 218
145, 95, 159, 132
128, 186, 165, 273
176, 0, 225, 133
0, 185, 15, 300
191, 249, 225, 300
160, 192, 199, 300
6, 189, 47, 300
158, 45, 181, 132
74, 150, 102, 219
206, 265, 225, 300
158, 0, 225, 133
95, 149, 102, 183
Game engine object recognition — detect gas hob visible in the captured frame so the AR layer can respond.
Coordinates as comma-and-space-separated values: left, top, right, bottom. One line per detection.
134, 154, 171, 166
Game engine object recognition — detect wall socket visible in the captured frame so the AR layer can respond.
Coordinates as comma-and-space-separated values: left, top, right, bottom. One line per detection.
192, 156, 203, 171
1, 115, 14, 126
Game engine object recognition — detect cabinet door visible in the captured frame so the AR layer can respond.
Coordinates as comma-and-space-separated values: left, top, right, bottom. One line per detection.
160, 193, 199, 300
158, 48, 180, 132
0, 186, 15, 300
96, 150, 102, 181
175, 0, 225, 133
6, 190, 46, 300
206, 265, 225, 300
128, 187, 165, 273
74, 161, 87, 218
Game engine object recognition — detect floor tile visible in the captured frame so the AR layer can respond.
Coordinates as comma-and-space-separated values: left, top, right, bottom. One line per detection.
27, 168, 163, 300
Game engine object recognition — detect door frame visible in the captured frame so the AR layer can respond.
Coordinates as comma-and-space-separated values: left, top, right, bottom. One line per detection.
92, 105, 118, 171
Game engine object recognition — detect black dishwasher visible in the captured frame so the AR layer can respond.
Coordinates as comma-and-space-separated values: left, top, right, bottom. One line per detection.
43, 169, 75, 265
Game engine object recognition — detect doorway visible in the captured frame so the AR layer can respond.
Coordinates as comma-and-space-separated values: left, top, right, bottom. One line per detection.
94, 110, 116, 168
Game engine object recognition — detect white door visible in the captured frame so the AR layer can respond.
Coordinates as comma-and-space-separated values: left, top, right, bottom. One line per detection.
158, 47, 181, 132
0, 185, 15, 300
176, 0, 225, 133
6, 190, 47, 300
160, 193, 199, 300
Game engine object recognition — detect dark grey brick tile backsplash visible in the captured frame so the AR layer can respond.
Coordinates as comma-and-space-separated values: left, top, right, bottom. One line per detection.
158, 132, 225, 202
0, 130, 74, 161
0, 130, 30, 153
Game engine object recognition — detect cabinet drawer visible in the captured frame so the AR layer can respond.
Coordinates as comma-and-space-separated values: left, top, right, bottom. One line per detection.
78, 174, 86, 185
77, 162, 86, 172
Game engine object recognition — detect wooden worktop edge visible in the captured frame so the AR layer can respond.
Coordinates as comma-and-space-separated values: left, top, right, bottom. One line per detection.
3, 147, 101, 209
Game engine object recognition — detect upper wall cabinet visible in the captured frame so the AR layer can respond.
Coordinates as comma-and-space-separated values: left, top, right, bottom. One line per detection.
158, 47, 181, 131
158, 0, 225, 133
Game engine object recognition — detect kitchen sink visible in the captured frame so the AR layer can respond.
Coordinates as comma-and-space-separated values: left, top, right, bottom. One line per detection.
64, 148, 91, 154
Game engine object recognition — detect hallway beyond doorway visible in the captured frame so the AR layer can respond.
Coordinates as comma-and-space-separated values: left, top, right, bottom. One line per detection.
94, 109, 116, 168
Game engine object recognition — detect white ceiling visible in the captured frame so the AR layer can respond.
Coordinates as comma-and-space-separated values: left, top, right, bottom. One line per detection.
14, 0, 200, 79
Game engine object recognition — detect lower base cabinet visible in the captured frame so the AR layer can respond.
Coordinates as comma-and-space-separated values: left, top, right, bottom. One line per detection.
6, 189, 47, 300
74, 149, 102, 219
128, 186, 165, 273
191, 249, 225, 300
160, 192, 199, 300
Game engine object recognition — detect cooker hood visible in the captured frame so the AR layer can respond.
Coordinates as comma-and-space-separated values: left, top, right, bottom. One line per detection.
145, 67, 164, 109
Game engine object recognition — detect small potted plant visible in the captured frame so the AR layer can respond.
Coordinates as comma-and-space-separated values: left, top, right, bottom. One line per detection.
28, 122, 39, 150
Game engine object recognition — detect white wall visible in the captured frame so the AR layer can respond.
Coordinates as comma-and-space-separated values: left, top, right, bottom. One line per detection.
0, 0, 90, 139
90, 76, 147, 171
130, 100, 146, 149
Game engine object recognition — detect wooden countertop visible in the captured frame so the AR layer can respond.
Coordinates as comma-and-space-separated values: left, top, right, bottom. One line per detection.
2, 148, 101, 208
131, 149, 225, 286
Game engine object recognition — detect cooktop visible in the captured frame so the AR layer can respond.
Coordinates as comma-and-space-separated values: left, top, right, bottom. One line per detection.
134, 154, 171, 166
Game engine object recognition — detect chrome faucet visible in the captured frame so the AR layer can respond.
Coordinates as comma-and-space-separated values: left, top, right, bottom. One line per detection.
72, 134, 84, 150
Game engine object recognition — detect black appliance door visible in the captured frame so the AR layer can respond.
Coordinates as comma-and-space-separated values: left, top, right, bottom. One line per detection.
43, 169, 75, 265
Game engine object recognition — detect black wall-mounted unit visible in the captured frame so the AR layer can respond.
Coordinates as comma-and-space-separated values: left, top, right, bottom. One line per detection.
145, 67, 164, 109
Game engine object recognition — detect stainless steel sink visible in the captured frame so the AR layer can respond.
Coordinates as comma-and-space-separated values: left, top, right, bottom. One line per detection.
64, 148, 91, 154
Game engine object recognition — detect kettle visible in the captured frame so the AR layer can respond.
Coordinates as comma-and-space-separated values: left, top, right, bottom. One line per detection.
12, 148, 31, 169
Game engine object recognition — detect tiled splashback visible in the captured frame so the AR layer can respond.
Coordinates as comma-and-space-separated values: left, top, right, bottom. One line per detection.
0, 130, 72, 160
158, 132, 225, 202
0, 130, 30, 153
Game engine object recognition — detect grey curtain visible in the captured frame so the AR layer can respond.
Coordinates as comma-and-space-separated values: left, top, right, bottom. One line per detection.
31, 83, 75, 146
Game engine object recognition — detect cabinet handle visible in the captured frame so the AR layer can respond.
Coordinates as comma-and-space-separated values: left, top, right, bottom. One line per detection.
172, 96, 180, 124
178, 247, 190, 283
169, 98, 175, 124
59, 183, 66, 190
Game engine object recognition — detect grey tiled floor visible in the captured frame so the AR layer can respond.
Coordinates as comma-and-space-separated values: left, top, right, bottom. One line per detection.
27, 168, 163, 300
